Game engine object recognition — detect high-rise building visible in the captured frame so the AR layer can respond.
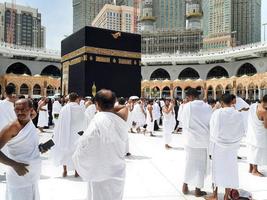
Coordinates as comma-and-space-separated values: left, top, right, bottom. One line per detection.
153, 0, 186, 31
232, 0, 261, 46
92, 4, 141, 33
142, 29, 203, 54
0, 2, 45, 48
203, 0, 261, 50
73, 0, 118, 33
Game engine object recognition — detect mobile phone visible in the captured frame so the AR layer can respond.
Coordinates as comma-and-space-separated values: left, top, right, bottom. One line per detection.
77, 131, 84, 136
39, 139, 55, 152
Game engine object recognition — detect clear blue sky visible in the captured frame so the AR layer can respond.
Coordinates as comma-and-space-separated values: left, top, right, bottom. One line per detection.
0, 0, 267, 50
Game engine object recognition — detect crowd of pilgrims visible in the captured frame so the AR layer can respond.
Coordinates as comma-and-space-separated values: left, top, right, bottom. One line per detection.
0, 84, 267, 200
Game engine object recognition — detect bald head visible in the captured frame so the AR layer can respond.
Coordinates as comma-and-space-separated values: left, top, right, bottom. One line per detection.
95, 89, 116, 111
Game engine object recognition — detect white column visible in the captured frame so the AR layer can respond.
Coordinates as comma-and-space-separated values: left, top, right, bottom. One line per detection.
258, 88, 261, 100
182, 89, 185, 99
245, 88, 249, 99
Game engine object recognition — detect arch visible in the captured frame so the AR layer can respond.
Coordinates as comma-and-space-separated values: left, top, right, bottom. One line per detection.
184, 86, 191, 95
248, 83, 256, 101
207, 66, 229, 79
225, 84, 233, 94
207, 86, 214, 98
7, 83, 16, 93
196, 86, 204, 98
33, 84, 41, 95
215, 85, 224, 100
260, 82, 267, 97
6, 62, 32, 75
162, 86, 170, 98
46, 85, 55, 96
20, 84, 29, 95
57, 87, 61, 94
236, 63, 257, 77
174, 86, 182, 99
178, 68, 200, 80
237, 84, 245, 98
151, 86, 160, 98
143, 87, 150, 98
41, 65, 61, 77
150, 68, 171, 80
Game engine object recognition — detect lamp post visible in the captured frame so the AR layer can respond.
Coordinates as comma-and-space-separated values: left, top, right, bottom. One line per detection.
171, 37, 177, 54
231, 31, 237, 48
263, 23, 267, 42
92, 82, 96, 97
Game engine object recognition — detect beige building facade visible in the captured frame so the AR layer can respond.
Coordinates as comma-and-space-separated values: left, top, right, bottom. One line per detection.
92, 4, 140, 33
141, 72, 267, 101
0, 73, 60, 98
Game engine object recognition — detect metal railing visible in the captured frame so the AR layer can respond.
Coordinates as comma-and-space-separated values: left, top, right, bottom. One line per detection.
0, 42, 61, 61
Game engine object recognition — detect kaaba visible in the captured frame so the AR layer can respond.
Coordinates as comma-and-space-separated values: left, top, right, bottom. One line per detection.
61, 26, 141, 97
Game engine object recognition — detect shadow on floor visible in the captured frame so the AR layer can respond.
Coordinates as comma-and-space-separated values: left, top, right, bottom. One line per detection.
170, 147, 184, 151
55, 175, 83, 182
126, 155, 152, 160
0, 174, 6, 182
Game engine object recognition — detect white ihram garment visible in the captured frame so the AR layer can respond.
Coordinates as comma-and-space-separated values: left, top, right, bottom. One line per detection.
162, 107, 176, 145
146, 108, 154, 133
181, 100, 212, 188
247, 103, 267, 165
177, 104, 184, 129
153, 102, 161, 121
73, 112, 128, 200
210, 107, 245, 189
0, 100, 16, 130
131, 104, 146, 127
0, 99, 16, 156
84, 104, 96, 129
52, 102, 86, 168
52, 100, 62, 126
235, 97, 249, 133
37, 104, 48, 127
5, 121, 41, 200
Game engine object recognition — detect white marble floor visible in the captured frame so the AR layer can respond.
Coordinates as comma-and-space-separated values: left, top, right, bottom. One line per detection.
1, 130, 267, 200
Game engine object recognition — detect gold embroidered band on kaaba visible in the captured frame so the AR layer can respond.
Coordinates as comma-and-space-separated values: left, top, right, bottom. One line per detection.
61, 46, 141, 63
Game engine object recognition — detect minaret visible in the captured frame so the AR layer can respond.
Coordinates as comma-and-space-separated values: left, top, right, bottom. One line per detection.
186, 0, 203, 30
140, 0, 156, 32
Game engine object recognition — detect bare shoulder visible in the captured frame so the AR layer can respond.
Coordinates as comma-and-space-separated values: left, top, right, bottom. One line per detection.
0, 121, 21, 148
5, 121, 21, 136
116, 107, 128, 121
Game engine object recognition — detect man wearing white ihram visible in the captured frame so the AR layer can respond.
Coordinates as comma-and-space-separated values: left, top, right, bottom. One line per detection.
0, 85, 17, 131
162, 99, 176, 149
207, 94, 245, 200
37, 98, 49, 132
84, 98, 97, 129
0, 99, 41, 200
181, 88, 212, 197
73, 89, 129, 200
52, 92, 86, 177
145, 99, 154, 136
52, 97, 62, 127
247, 95, 267, 177
131, 99, 146, 133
